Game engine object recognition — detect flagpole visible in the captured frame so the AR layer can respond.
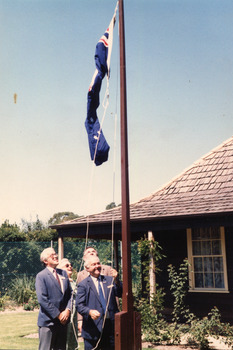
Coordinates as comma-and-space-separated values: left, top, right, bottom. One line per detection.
119, 0, 133, 313
115, 0, 141, 349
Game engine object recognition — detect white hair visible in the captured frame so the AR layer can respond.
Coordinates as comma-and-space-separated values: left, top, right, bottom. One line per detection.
57, 258, 70, 270
40, 247, 55, 263
84, 255, 100, 270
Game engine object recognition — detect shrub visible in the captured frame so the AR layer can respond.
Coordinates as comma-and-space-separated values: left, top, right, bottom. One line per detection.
136, 237, 167, 343
137, 296, 166, 343
167, 259, 190, 323
185, 307, 233, 350
7, 274, 36, 305
23, 295, 38, 311
0, 294, 16, 311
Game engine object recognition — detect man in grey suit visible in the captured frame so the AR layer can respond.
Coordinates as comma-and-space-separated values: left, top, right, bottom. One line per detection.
76, 255, 122, 350
35, 247, 72, 350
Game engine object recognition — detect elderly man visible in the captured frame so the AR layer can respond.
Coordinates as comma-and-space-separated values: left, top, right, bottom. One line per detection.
35, 247, 72, 350
76, 247, 113, 284
76, 246, 118, 332
76, 255, 122, 350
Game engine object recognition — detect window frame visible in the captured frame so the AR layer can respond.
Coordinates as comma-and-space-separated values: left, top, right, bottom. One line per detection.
187, 226, 229, 293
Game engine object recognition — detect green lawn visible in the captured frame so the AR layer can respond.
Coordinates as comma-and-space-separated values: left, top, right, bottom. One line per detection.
0, 311, 39, 349
0, 311, 149, 349
0, 311, 85, 350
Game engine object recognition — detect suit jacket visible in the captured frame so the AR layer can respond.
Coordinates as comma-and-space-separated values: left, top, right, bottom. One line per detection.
35, 267, 72, 327
76, 274, 122, 340
76, 264, 112, 322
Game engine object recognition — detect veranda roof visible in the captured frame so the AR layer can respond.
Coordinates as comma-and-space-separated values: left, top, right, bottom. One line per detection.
52, 135, 233, 237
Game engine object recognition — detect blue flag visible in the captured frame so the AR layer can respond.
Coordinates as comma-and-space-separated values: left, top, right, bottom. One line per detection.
85, 11, 116, 166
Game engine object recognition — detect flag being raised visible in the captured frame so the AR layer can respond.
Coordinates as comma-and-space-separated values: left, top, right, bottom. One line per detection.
85, 9, 117, 166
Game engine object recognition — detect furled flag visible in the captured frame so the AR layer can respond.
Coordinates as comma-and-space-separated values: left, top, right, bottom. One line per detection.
85, 6, 117, 166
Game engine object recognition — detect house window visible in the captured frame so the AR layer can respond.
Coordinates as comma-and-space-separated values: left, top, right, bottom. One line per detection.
187, 227, 228, 292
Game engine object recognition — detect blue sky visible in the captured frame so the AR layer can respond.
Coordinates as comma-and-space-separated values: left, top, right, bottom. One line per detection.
1, 0, 233, 225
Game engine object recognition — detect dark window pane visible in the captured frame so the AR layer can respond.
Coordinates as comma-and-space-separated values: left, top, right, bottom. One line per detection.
192, 229, 202, 240
213, 257, 223, 272
215, 273, 224, 288
202, 241, 211, 255
204, 273, 214, 288
211, 227, 220, 239
204, 257, 213, 272
193, 241, 201, 255
200, 228, 211, 239
212, 240, 222, 255
195, 273, 204, 288
194, 257, 203, 272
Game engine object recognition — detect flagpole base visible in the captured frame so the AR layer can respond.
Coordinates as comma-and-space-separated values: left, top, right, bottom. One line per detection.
115, 311, 141, 350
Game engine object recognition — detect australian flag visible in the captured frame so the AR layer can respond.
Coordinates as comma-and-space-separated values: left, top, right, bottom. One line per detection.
85, 12, 116, 166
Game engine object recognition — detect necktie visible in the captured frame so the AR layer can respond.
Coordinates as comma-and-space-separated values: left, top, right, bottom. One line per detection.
98, 278, 106, 313
53, 269, 61, 288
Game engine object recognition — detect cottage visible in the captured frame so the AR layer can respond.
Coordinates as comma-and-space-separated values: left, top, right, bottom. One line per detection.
52, 136, 233, 322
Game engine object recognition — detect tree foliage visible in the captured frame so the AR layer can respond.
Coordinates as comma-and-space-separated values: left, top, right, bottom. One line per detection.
48, 212, 80, 225
105, 202, 121, 210
21, 217, 57, 242
138, 237, 165, 294
105, 202, 117, 210
0, 221, 25, 242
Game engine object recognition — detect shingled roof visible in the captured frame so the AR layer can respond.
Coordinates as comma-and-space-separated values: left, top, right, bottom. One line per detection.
54, 135, 233, 228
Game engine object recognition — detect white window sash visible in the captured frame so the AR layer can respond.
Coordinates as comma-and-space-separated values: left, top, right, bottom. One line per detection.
187, 226, 229, 292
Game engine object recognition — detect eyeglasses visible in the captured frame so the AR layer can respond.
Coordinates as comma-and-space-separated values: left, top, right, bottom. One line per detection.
49, 253, 58, 258
65, 263, 72, 268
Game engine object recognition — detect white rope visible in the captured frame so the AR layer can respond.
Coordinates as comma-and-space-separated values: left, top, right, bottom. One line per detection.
91, 276, 115, 350
110, 27, 119, 266
110, 103, 119, 266
91, 15, 120, 349
70, 285, 79, 349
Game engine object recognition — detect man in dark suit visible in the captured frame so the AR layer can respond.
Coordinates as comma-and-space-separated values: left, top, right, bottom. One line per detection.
35, 247, 72, 350
76, 246, 118, 333
76, 255, 122, 350
76, 247, 113, 284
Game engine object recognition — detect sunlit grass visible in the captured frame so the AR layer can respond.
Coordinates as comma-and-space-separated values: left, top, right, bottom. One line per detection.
0, 310, 150, 349
0, 311, 85, 349
0, 311, 39, 349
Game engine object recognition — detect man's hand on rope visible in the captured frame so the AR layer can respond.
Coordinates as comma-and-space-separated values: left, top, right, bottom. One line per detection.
110, 268, 119, 283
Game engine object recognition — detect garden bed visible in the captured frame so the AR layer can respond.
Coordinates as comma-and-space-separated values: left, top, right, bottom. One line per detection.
142, 336, 232, 349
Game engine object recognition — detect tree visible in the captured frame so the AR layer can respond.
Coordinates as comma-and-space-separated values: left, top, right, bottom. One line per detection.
48, 212, 80, 225
21, 217, 57, 242
0, 220, 25, 241
105, 202, 117, 210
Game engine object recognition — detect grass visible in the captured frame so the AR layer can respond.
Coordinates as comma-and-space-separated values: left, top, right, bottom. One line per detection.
0, 311, 85, 350
0, 310, 150, 349
0, 311, 39, 349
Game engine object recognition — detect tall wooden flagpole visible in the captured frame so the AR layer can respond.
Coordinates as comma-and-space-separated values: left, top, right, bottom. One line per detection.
115, 0, 141, 348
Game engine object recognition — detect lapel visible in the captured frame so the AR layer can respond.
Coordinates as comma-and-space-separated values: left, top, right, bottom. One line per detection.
47, 268, 63, 293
